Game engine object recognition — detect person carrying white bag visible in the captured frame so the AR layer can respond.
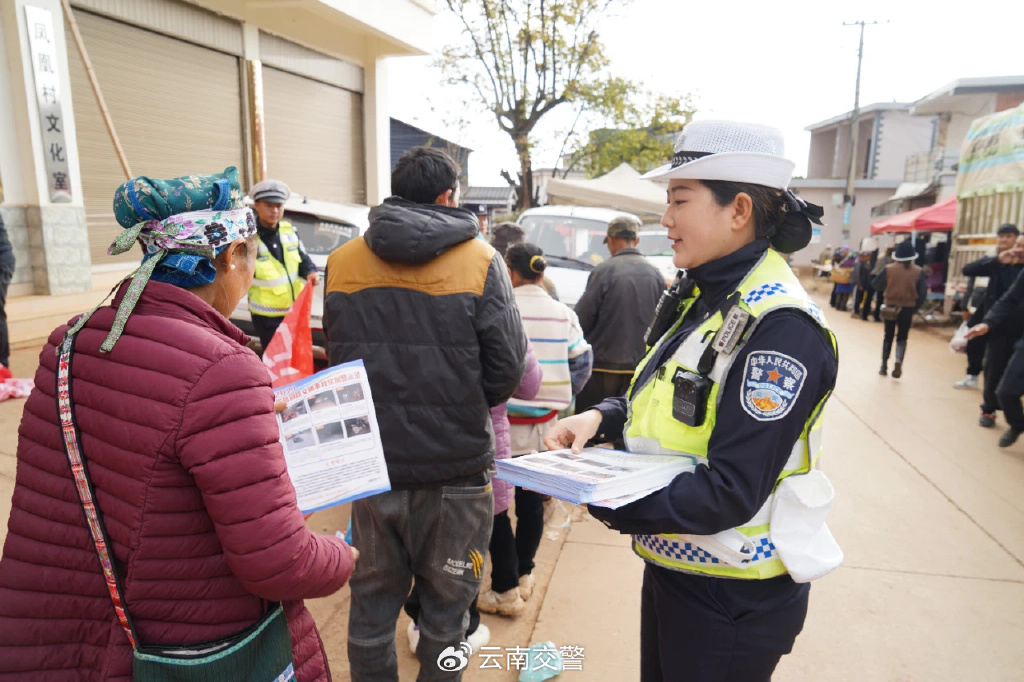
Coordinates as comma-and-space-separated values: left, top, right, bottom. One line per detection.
546, 119, 842, 682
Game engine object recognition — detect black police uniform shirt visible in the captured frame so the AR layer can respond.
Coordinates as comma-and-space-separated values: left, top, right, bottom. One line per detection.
588, 239, 839, 536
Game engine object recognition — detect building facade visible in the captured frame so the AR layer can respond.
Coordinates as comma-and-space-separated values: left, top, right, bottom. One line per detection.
0, 0, 437, 298
789, 103, 936, 266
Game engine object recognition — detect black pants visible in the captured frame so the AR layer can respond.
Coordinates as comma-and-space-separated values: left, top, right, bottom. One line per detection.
640, 565, 809, 682
576, 371, 633, 449
852, 286, 864, 314
0, 267, 11, 368
576, 370, 634, 414
983, 334, 1017, 415
882, 307, 915, 354
250, 312, 285, 357
966, 308, 987, 376
488, 487, 545, 593
996, 337, 1024, 431
860, 286, 881, 321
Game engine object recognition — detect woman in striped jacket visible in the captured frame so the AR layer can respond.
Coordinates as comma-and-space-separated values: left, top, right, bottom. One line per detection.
478, 243, 593, 616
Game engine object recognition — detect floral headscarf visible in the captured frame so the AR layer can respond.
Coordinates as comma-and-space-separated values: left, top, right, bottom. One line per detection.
66, 167, 256, 353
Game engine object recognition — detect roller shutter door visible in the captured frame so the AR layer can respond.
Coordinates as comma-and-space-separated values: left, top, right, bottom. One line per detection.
66, 10, 245, 267
263, 66, 365, 205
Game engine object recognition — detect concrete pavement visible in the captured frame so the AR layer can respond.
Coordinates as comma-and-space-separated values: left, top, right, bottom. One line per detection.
2, 279, 1023, 680
528, 281, 1024, 681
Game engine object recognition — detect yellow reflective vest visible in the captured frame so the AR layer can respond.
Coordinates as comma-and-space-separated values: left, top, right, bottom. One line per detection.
248, 221, 304, 317
626, 249, 837, 579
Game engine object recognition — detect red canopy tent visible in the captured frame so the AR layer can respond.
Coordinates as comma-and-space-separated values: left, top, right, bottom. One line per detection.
870, 196, 957, 234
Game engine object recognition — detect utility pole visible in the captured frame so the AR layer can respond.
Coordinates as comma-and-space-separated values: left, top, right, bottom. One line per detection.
841, 20, 884, 244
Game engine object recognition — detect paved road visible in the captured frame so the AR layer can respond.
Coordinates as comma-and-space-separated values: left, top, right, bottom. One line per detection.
531, 285, 1024, 681
2, 282, 1023, 680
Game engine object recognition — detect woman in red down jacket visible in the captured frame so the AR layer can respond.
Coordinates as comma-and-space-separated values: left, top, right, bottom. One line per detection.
0, 168, 355, 681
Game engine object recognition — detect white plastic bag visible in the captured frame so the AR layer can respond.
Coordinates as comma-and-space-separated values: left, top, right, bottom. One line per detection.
949, 322, 970, 354
769, 470, 843, 583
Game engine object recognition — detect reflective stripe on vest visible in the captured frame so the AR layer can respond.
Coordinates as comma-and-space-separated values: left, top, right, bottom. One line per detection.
624, 249, 837, 579
248, 221, 304, 317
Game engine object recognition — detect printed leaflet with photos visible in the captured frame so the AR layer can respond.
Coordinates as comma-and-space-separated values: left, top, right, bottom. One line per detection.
274, 360, 390, 513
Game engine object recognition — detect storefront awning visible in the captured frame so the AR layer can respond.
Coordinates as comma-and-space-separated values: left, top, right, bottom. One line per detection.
870, 197, 957, 234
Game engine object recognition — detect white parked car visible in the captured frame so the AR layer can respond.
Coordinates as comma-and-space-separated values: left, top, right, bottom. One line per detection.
517, 206, 639, 307
518, 206, 675, 305
231, 194, 370, 355
637, 228, 679, 284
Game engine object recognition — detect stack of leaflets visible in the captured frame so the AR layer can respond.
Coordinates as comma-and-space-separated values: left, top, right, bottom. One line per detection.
495, 447, 698, 509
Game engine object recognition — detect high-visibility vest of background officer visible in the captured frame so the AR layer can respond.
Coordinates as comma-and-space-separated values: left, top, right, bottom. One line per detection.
544, 119, 842, 682
248, 180, 320, 355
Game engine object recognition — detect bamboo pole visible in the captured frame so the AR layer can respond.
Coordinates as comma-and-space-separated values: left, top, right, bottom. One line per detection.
60, 0, 132, 180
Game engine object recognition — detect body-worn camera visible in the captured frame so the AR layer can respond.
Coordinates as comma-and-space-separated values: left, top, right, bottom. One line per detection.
672, 368, 711, 427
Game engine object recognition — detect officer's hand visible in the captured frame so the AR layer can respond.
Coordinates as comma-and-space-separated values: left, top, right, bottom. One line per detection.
966, 323, 990, 339
350, 546, 360, 562
307, 272, 321, 286
543, 410, 602, 454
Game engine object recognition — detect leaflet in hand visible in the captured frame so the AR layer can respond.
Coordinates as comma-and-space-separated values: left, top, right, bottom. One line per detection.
274, 360, 390, 513
495, 447, 698, 509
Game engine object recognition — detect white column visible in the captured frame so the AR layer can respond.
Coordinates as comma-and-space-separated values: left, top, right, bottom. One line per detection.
0, 0, 90, 294
362, 39, 390, 206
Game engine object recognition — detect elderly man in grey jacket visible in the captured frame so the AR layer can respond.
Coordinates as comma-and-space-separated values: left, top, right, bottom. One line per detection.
573, 216, 665, 426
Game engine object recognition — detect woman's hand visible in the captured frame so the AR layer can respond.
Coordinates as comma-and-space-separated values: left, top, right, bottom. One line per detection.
350, 547, 360, 562
965, 323, 990, 340
543, 409, 603, 453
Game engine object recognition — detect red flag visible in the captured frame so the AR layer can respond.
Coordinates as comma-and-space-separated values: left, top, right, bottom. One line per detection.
262, 283, 315, 388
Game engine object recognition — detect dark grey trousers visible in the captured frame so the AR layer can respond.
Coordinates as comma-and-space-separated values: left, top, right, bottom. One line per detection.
347, 473, 493, 682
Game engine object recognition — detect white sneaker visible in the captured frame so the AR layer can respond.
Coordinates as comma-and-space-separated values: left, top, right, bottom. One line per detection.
477, 587, 525, 616
467, 623, 491, 654
518, 573, 535, 601
407, 620, 419, 655
953, 375, 979, 389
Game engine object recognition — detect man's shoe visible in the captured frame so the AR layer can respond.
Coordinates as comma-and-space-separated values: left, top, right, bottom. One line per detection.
467, 623, 491, 653
892, 362, 902, 379
879, 365, 888, 376
407, 621, 420, 655
518, 573, 535, 601
979, 413, 996, 428
477, 587, 525, 616
953, 375, 980, 389
999, 429, 1023, 448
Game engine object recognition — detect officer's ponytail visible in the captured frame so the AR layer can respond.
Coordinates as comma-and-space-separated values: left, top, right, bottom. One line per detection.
701, 181, 824, 254
506, 243, 547, 282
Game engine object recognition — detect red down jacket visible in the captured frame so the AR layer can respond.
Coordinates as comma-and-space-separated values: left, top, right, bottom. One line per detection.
0, 281, 354, 681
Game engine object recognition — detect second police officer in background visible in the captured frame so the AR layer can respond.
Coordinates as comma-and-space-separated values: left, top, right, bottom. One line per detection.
545, 120, 842, 681
247, 179, 321, 354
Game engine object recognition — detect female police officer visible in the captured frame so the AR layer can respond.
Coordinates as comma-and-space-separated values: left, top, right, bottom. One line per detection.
545, 120, 841, 681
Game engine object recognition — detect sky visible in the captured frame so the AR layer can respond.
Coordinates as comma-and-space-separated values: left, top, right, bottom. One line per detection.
388, 0, 1024, 187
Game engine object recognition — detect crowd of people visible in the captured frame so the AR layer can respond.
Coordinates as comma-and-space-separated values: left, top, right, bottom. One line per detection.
1, 118, 842, 682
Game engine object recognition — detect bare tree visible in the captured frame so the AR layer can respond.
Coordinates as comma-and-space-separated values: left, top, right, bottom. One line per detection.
441, 0, 623, 210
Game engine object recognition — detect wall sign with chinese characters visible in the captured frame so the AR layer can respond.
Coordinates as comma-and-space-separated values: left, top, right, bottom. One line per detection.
24, 5, 72, 203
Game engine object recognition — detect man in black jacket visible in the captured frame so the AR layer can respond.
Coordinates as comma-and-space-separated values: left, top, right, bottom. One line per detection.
574, 217, 665, 424
962, 224, 1023, 427
967, 235, 1024, 446
324, 147, 527, 680
0, 212, 14, 369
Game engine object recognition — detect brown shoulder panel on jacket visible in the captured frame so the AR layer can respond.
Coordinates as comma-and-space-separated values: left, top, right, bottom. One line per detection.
326, 237, 496, 297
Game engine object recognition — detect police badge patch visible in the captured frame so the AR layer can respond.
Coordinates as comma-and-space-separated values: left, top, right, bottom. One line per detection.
740, 351, 807, 422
